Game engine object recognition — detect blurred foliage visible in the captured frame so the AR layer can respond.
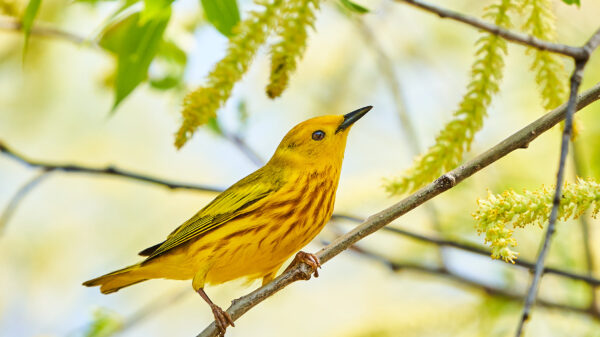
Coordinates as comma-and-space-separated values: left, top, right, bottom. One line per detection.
100, 6, 172, 110
83, 308, 123, 337
339, 0, 369, 14
473, 178, 600, 263
0, 0, 20, 16
385, 0, 515, 195
200, 0, 239, 37
177, 0, 324, 148
21, 0, 42, 56
148, 39, 187, 90
561, 0, 580, 6
1, 0, 600, 336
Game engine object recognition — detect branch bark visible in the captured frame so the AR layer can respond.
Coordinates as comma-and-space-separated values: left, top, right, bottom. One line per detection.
197, 82, 600, 337
394, 0, 588, 59
331, 215, 600, 287
515, 28, 600, 337
0, 143, 223, 193
348, 244, 600, 320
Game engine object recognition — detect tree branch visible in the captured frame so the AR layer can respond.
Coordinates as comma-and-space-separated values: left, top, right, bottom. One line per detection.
220, 130, 265, 167
0, 169, 52, 234
197, 82, 600, 337
0, 142, 223, 193
571, 141, 599, 314
331, 215, 600, 287
0, 18, 99, 48
515, 28, 600, 337
394, 0, 588, 59
348, 244, 600, 320
355, 18, 449, 271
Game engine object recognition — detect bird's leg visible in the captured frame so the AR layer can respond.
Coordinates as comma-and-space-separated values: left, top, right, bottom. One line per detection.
197, 288, 235, 336
284, 251, 322, 280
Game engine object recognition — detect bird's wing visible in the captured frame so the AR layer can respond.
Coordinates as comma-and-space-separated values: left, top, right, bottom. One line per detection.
144, 167, 282, 260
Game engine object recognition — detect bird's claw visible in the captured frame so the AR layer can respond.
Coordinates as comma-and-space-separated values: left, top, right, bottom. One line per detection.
288, 251, 321, 279
210, 304, 234, 336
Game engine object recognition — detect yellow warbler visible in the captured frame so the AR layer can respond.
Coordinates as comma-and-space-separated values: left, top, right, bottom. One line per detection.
83, 106, 371, 335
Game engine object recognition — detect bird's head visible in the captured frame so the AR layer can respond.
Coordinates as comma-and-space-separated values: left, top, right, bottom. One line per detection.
269, 106, 371, 168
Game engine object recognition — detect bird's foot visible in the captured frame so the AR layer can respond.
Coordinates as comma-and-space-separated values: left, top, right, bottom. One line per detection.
209, 303, 234, 337
286, 251, 322, 280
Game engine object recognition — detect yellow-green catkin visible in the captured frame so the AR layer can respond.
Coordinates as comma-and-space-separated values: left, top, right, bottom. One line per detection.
176, 0, 284, 149
266, 0, 320, 99
385, 0, 515, 195
473, 178, 600, 263
521, 0, 568, 109
520, 0, 578, 137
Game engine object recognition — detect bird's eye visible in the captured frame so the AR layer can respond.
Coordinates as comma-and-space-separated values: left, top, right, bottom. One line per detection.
312, 130, 325, 141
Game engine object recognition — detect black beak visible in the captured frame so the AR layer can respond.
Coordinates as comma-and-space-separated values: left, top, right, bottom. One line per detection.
336, 106, 372, 133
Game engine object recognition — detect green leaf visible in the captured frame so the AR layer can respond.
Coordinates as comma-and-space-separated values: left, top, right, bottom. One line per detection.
22, 0, 42, 57
339, 0, 369, 14
206, 117, 223, 135
75, 0, 118, 4
100, 8, 171, 111
84, 308, 122, 337
141, 0, 174, 23
149, 39, 187, 90
200, 0, 240, 37
561, 0, 580, 5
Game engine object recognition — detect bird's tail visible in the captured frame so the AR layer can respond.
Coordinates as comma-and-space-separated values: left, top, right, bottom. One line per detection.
82, 263, 148, 294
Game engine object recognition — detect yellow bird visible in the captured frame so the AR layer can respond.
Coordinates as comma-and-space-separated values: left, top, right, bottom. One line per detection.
83, 106, 371, 335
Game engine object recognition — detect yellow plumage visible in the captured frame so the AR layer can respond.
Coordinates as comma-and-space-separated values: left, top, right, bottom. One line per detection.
83, 106, 371, 335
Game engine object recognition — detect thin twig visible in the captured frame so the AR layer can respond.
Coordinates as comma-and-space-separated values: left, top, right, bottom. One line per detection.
355, 18, 450, 271
331, 214, 600, 286
354, 19, 421, 153
117, 288, 189, 335
0, 18, 99, 48
197, 82, 600, 337
514, 28, 600, 337
572, 141, 599, 314
221, 130, 265, 167
0, 169, 52, 234
0, 142, 223, 193
393, 0, 587, 59
348, 244, 600, 320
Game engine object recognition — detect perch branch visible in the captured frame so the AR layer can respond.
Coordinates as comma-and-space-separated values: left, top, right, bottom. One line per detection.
196, 81, 600, 337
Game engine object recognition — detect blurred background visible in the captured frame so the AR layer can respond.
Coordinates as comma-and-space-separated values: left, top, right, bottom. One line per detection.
1, 0, 600, 336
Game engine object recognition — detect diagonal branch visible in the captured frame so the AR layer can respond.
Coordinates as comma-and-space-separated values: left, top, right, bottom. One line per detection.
515, 28, 600, 337
331, 215, 600, 286
0, 142, 223, 193
196, 82, 600, 337
393, 0, 587, 59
